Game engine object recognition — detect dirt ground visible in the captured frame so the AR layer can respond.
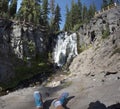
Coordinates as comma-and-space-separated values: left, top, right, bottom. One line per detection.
0, 71, 120, 109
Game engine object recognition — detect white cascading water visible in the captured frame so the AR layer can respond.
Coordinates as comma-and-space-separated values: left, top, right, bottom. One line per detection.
53, 32, 78, 67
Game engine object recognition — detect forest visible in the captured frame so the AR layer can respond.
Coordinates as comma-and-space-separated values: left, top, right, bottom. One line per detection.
0, 0, 117, 32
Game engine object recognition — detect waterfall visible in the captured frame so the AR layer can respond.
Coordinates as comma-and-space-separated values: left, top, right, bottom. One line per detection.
53, 32, 78, 67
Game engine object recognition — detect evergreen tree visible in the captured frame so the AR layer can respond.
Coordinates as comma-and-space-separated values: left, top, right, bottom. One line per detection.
82, 5, 88, 22
50, 0, 55, 17
92, 2, 96, 13
102, 0, 108, 8
18, 0, 30, 22
64, 0, 84, 31
0, 0, 9, 17
32, 0, 41, 24
49, 0, 55, 33
109, 0, 114, 5
88, 5, 93, 20
54, 4, 61, 32
9, 0, 17, 18
73, 3, 81, 25
18, 0, 41, 24
68, 0, 83, 29
42, 0, 49, 25
2, 0, 9, 13
88, 3, 96, 20
69, 0, 75, 28
0, 0, 2, 15
77, 0, 82, 23
64, 5, 71, 31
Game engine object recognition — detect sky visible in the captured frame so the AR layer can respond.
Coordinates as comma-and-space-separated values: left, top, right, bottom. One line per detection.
17, 0, 103, 30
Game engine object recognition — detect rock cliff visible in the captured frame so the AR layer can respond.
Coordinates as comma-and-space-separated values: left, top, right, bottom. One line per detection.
69, 6, 120, 86
0, 19, 46, 83
78, 6, 120, 49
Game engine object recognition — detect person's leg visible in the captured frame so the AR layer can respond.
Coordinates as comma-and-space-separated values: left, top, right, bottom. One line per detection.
56, 105, 64, 109
51, 92, 69, 109
51, 100, 64, 109
33, 91, 43, 109
58, 92, 69, 105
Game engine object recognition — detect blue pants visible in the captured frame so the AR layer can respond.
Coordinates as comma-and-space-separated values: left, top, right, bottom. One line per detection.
33, 91, 43, 108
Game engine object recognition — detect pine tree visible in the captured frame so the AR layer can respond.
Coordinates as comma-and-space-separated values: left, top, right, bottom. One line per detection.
77, 0, 82, 23
9, 0, 17, 18
18, 0, 41, 24
0, 0, 9, 18
50, 0, 55, 17
109, 0, 114, 5
64, 0, 83, 31
49, 0, 55, 33
92, 2, 96, 13
88, 2, 96, 20
0, 0, 2, 16
88, 5, 94, 20
69, 0, 83, 29
32, 0, 41, 24
64, 5, 71, 31
69, 0, 75, 28
102, 0, 108, 8
54, 4, 61, 32
82, 5, 88, 22
18, 0, 30, 22
42, 0, 49, 25
2, 0, 9, 13
75, 3, 82, 24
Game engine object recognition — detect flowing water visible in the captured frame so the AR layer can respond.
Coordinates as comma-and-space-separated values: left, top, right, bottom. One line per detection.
53, 32, 78, 67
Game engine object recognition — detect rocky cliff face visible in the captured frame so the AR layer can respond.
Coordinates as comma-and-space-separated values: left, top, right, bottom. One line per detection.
69, 6, 120, 84
0, 19, 46, 83
78, 6, 120, 48
69, 29, 120, 75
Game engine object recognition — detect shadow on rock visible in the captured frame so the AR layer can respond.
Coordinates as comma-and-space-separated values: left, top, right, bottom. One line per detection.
88, 101, 120, 109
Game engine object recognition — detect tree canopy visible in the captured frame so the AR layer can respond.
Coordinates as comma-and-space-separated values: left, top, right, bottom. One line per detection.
0, 0, 98, 32
64, 0, 96, 31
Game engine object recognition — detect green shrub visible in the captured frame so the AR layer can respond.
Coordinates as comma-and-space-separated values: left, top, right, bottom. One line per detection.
102, 30, 110, 39
73, 24, 81, 31
78, 47, 84, 53
78, 44, 86, 53
102, 26, 110, 39
0, 56, 52, 90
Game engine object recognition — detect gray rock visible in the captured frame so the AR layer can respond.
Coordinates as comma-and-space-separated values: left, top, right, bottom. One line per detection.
78, 6, 120, 48
0, 19, 46, 83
